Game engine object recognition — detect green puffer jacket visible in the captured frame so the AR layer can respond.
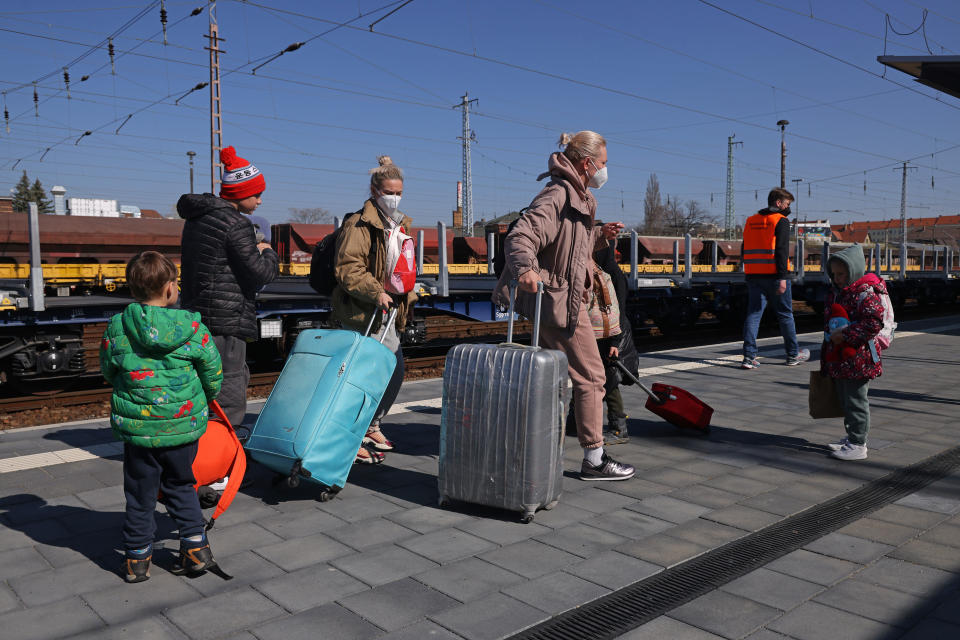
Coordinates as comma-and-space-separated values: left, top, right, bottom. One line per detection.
100, 303, 223, 448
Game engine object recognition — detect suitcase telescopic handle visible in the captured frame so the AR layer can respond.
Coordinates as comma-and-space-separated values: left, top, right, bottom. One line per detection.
506, 280, 543, 348
363, 305, 400, 344
610, 357, 672, 404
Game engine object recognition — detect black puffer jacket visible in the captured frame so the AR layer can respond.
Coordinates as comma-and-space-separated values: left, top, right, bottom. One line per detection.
177, 194, 279, 339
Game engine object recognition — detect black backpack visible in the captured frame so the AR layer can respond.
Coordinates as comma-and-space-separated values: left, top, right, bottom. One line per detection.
492, 210, 525, 280
308, 211, 369, 296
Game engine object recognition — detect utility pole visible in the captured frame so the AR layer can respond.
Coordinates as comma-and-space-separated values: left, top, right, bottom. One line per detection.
453, 93, 478, 237
777, 120, 789, 189
896, 161, 917, 279
187, 151, 196, 194
791, 177, 803, 253
725, 134, 742, 240
205, 0, 224, 194
791, 178, 803, 215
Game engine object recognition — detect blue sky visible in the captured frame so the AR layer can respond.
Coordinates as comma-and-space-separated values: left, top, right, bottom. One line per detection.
2, 0, 959, 230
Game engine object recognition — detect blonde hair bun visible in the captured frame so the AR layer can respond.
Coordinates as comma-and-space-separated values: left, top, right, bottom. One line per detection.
559, 130, 606, 163
557, 133, 573, 147
369, 155, 404, 187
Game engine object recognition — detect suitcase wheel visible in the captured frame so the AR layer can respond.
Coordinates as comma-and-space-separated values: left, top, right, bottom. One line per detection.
543, 500, 558, 511
520, 512, 535, 524
285, 475, 301, 489
318, 490, 334, 502
438, 496, 450, 509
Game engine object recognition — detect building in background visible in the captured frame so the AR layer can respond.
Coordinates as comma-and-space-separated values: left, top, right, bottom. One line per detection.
51, 186, 67, 215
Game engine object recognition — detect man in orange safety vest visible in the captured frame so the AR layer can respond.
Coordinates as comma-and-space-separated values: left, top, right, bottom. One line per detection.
741, 187, 810, 369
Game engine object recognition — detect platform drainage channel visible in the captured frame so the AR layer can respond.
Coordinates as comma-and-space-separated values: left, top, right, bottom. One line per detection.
508, 445, 960, 640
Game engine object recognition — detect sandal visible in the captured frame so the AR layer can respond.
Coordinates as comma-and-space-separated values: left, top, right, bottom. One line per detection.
355, 446, 385, 465
362, 425, 395, 451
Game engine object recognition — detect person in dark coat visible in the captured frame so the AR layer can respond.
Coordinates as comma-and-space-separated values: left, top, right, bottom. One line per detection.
567, 239, 639, 445
177, 146, 279, 426
595, 241, 639, 443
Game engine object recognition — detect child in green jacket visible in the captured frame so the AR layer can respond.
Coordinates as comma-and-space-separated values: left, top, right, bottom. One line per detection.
100, 251, 223, 583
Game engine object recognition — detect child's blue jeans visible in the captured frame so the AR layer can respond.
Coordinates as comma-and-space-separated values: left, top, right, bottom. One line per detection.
122, 441, 203, 551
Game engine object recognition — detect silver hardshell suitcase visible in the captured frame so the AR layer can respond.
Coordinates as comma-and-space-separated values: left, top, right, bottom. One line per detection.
439, 282, 569, 523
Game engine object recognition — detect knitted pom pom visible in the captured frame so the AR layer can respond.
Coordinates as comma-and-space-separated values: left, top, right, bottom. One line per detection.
219, 145, 237, 168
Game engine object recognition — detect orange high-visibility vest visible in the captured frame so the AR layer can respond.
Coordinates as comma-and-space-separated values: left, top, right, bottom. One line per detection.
743, 212, 790, 275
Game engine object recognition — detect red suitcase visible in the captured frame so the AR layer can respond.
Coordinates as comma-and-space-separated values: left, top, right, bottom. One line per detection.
614, 360, 713, 433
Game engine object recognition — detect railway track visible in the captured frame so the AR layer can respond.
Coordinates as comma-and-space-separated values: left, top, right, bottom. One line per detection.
0, 356, 450, 426
1, 302, 954, 429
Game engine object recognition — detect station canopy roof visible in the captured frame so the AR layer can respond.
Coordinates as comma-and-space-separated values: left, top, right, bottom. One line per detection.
877, 55, 960, 100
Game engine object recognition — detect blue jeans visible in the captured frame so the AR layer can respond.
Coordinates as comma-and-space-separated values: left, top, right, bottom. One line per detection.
742, 278, 799, 359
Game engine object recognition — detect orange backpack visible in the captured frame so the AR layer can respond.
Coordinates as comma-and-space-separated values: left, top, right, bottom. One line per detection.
192, 400, 247, 528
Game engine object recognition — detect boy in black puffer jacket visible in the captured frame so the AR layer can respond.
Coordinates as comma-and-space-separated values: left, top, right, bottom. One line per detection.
177, 146, 279, 426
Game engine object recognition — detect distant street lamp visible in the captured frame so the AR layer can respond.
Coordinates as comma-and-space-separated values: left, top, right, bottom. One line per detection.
777, 120, 789, 189
186, 151, 197, 194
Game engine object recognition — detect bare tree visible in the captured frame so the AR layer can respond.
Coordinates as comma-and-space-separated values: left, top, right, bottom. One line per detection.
288, 207, 331, 224
643, 174, 665, 234
660, 197, 717, 236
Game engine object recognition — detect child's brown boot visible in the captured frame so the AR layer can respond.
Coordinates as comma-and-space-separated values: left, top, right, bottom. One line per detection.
122, 549, 151, 583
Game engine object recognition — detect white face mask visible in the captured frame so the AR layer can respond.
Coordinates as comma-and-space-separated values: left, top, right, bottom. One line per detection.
376, 193, 402, 222
588, 159, 608, 189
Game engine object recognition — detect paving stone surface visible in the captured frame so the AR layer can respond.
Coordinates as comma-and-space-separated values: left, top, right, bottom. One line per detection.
414, 557, 525, 602
720, 567, 824, 611
802, 531, 895, 564
255, 564, 368, 613
502, 570, 609, 614
563, 549, 662, 590
428, 592, 549, 640
669, 589, 782, 639
812, 577, 933, 628
617, 615, 727, 639
164, 587, 286, 640
337, 577, 459, 632
251, 602, 383, 640
765, 549, 862, 586
2, 321, 960, 639
766, 600, 899, 640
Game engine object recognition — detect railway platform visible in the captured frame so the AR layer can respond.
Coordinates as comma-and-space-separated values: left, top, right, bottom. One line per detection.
0, 316, 958, 639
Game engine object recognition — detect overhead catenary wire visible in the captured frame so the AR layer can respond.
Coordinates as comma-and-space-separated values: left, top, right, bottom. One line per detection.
0, 4, 205, 107
9, 0, 949, 177
6, 2, 959, 220
2, 2, 161, 94
238, 0, 960, 170
536, 0, 958, 147
696, 0, 960, 109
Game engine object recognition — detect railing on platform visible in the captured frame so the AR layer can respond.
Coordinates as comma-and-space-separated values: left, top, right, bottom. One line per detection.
1, 241, 956, 294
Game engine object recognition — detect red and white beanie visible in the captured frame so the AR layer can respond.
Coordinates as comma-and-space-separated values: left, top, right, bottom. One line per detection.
219, 145, 265, 200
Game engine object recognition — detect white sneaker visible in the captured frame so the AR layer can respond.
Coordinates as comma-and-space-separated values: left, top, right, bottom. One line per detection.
827, 437, 849, 451
831, 442, 867, 461
209, 476, 229, 491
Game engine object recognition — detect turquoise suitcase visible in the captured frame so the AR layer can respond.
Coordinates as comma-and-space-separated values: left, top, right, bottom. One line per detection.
245, 310, 397, 501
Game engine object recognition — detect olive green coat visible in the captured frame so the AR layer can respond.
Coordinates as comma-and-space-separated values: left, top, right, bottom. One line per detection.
331, 199, 418, 334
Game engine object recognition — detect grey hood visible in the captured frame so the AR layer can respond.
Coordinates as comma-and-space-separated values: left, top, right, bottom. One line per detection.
828, 243, 866, 287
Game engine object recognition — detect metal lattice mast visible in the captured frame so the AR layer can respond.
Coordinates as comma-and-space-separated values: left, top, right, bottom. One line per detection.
205, 1, 224, 194
725, 134, 742, 240
897, 161, 916, 279
454, 93, 478, 236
